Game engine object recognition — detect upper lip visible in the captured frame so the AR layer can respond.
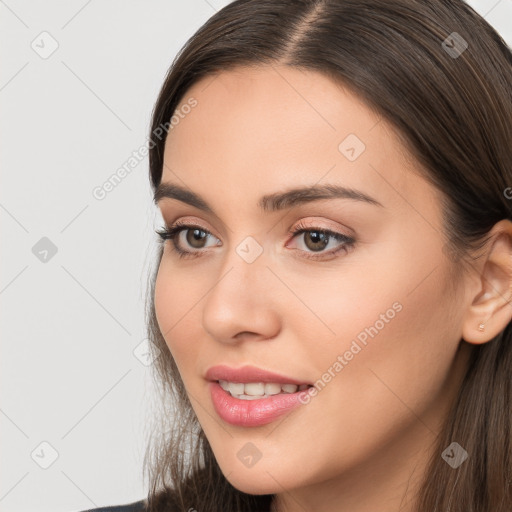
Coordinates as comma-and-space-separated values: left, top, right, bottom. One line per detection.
205, 364, 312, 385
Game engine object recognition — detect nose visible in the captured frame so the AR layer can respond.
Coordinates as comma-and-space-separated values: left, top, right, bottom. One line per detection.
201, 244, 281, 344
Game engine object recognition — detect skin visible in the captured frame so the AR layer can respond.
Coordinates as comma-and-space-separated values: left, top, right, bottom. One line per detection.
153, 64, 512, 512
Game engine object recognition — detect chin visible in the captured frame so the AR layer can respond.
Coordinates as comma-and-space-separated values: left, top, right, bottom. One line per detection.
223, 469, 290, 495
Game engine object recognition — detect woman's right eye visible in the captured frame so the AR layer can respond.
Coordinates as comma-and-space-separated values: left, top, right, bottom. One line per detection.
155, 224, 220, 259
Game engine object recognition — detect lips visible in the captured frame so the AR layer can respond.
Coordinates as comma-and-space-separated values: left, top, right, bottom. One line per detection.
208, 381, 310, 427
205, 364, 312, 386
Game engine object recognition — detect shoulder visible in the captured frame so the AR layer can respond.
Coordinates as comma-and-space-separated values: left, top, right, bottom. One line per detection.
76, 498, 147, 512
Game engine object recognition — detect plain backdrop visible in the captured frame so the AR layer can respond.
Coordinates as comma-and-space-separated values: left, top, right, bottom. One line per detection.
1, 1, 511, 511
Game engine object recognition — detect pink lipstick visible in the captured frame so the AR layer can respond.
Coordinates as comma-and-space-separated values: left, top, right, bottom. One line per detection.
205, 365, 314, 427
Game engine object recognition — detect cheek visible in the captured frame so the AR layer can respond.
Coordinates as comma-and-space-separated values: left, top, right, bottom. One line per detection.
154, 258, 202, 367
154, 260, 174, 345
294, 230, 453, 364
284, 237, 459, 414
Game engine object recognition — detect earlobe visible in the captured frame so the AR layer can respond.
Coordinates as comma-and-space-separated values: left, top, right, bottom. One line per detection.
461, 220, 512, 345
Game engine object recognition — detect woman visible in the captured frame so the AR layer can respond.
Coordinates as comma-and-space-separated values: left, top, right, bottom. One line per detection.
80, 0, 512, 510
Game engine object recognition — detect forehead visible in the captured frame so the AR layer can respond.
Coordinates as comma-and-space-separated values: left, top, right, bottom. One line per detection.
162, 65, 438, 220
168, 64, 383, 149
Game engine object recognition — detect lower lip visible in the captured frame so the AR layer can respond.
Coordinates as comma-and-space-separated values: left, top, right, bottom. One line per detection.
209, 381, 311, 427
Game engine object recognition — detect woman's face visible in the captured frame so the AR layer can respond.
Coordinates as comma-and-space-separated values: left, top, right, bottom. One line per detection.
154, 65, 474, 507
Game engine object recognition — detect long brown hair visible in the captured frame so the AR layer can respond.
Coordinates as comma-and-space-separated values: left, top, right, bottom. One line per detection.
142, 1, 512, 510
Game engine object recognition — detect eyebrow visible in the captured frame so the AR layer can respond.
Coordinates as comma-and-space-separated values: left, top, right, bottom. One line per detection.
153, 182, 384, 212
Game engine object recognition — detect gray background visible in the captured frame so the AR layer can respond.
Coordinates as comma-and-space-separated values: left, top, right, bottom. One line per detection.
1, 1, 510, 511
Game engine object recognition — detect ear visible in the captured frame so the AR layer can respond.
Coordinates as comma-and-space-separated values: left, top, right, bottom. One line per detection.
462, 219, 512, 345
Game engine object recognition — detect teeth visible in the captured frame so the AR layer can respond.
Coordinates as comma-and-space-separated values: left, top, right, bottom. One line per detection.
265, 383, 282, 395
245, 382, 265, 395
218, 380, 309, 399
228, 382, 245, 395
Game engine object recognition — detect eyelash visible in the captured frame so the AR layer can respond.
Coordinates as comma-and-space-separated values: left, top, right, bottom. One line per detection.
155, 220, 356, 261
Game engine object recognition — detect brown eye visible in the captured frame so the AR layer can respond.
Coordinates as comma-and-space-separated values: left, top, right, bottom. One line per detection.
287, 223, 356, 261
185, 228, 208, 248
302, 231, 330, 252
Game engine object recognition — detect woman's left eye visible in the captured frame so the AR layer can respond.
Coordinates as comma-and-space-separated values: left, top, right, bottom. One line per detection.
155, 222, 355, 261
286, 225, 355, 260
